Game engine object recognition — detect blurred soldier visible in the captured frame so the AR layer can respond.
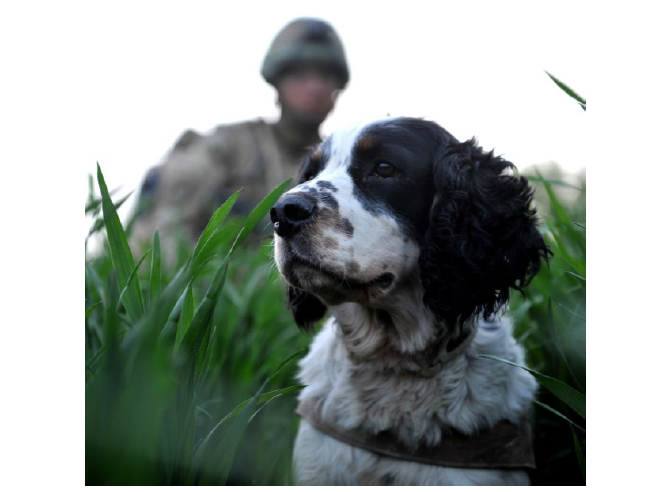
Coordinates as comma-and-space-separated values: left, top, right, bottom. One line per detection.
130, 18, 349, 258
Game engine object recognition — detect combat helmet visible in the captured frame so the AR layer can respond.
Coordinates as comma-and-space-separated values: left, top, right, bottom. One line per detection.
261, 18, 349, 88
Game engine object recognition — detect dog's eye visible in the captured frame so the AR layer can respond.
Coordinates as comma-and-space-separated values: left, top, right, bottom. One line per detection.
373, 162, 398, 178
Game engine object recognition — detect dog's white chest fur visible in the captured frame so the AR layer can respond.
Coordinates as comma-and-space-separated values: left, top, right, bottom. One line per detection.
293, 317, 536, 486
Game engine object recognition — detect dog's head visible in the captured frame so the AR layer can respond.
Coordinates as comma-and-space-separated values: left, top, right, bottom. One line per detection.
271, 117, 551, 329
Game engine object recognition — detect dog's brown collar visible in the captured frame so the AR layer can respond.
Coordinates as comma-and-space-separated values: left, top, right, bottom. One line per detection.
296, 397, 535, 469
412, 324, 478, 378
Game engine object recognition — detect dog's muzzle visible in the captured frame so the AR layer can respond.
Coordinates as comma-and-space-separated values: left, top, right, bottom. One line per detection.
270, 194, 316, 238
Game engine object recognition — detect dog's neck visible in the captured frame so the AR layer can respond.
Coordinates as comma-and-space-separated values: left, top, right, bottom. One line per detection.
330, 276, 473, 375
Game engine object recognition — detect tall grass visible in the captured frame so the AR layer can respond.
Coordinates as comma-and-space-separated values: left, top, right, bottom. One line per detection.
507, 170, 586, 485
506, 74, 586, 484
86, 168, 585, 485
86, 169, 309, 485
86, 77, 585, 484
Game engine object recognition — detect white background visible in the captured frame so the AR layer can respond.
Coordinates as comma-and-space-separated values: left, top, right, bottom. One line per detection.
77, 0, 589, 219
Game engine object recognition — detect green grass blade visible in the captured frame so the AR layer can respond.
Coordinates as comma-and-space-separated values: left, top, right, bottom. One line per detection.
101, 271, 122, 383
85, 346, 107, 379
181, 179, 291, 357
120, 267, 192, 366
86, 191, 134, 238
192, 349, 306, 484
149, 231, 161, 305
150, 266, 192, 343
175, 283, 195, 349
180, 261, 229, 354
87, 173, 96, 210
564, 271, 585, 282
248, 394, 284, 423
190, 190, 242, 272
479, 354, 585, 419
194, 189, 241, 254
194, 323, 217, 385
256, 347, 307, 392
537, 171, 586, 270
190, 223, 241, 278
537, 171, 573, 228
117, 249, 150, 310
96, 163, 145, 322
571, 424, 586, 480
85, 185, 125, 214
161, 281, 193, 346
557, 303, 586, 320
230, 179, 291, 252
534, 400, 585, 432
85, 301, 103, 319
545, 71, 586, 110
547, 298, 584, 392
85, 261, 104, 300
211, 385, 306, 427
85, 197, 101, 215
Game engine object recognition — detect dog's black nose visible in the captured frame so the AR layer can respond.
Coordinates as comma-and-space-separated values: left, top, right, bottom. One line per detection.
270, 195, 316, 237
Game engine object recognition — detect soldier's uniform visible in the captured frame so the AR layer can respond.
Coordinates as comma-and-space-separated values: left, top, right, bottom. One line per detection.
130, 118, 320, 251
130, 18, 349, 258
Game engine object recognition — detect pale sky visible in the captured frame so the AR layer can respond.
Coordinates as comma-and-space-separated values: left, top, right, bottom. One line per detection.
76, 0, 588, 221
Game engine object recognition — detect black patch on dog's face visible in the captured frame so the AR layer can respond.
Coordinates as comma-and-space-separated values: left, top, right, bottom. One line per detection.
279, 116, 551, 332
316, 180, 338, 192
347, 118, 455, 240
296, 140, 332, 184
318, 191, 339, 210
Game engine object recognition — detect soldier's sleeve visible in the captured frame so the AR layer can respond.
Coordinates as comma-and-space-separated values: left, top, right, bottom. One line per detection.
130, 129, 235, 262
171, 129, 202, 152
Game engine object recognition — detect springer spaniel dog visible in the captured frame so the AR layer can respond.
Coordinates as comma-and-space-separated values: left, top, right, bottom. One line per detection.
270, 117, 551, 486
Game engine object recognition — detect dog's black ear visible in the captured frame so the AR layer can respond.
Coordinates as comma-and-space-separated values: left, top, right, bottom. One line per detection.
419, 139, 551, 327
287, 286, 327, 330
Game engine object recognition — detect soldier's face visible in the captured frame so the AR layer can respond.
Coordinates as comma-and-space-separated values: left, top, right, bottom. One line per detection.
277, 66, 340, 126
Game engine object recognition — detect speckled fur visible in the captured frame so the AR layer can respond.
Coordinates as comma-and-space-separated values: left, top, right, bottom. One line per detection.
293, 315, 536, 485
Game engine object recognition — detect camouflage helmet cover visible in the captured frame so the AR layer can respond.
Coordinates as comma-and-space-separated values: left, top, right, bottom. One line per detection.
261, 18, 349, 88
